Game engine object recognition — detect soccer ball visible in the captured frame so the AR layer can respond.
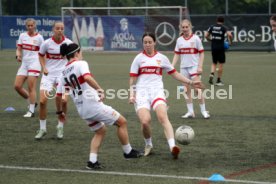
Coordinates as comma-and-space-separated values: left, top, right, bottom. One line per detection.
224, 41, 230, 50
175, 125, 195, 145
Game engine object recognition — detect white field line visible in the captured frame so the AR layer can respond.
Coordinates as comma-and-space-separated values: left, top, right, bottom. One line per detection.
0, 165, 275, 184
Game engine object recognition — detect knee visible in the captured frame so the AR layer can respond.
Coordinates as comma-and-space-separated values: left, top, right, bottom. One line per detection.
140, 117, 151, 128
14, 84, 21, 91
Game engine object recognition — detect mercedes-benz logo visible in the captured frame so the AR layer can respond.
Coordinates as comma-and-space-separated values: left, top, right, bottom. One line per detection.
155, 22, 176, 46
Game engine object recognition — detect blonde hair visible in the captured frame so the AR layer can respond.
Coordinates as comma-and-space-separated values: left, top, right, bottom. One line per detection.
25, 18, 36, 27
180, 19, 192, 35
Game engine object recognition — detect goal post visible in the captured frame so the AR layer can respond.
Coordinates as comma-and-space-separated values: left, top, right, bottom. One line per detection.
61, 6, 189, 51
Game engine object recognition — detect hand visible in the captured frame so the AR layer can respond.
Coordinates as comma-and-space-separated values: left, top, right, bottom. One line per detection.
197, 67, 203, 75
129, 96, 136, 104
58, 112, 66, 123
43, 68, 48, 76
191, 81, 205, 89
98, 89, 105, 101
16, 56, 22, 62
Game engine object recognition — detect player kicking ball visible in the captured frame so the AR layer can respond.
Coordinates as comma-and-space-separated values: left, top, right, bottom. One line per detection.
56, 43, 142, 169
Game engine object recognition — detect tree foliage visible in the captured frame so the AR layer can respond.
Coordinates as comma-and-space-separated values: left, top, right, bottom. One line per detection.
1, 0, 275, 15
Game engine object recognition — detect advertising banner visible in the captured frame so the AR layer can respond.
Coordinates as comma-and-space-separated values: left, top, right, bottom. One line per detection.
64, 16, 144, 51
0, 16, 61, 49
0, 15, 275, 51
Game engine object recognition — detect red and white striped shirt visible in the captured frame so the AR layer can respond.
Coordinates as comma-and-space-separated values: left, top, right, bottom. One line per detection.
174, 34, 204, 68
17, 32, 44, 62
39, 36, 72, 76
130, 50, 176, 89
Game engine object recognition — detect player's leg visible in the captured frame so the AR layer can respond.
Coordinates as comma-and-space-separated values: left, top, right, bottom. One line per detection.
35, 76, 54, 139
14, 75, 28, 99
86, 124, 106, 170
216, 51, 225, 86
136, 108, 152, 156
115, 114, 143, 159
154, 103, 180, 159
55, 80, 67, 139
180, 68, 194, 118
193, 75, 210, 119
209, 51, 218, 84
24, 75, 39, 117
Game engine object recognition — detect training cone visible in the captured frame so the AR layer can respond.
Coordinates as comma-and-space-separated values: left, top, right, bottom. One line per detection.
208, 173, 225, 182
4, 107, 15, 111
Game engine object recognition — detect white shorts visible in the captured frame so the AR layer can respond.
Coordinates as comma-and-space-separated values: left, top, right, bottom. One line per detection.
16, 61, 41, 77
85, 104, 120, 131
134, 88, 167, 111
40, 74, 61, 91
180, 66, 199, 80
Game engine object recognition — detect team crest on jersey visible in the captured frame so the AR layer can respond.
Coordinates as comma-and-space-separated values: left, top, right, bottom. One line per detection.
190, 42, 195, 48
33, 40, 38, 44
156, 60, 161, 66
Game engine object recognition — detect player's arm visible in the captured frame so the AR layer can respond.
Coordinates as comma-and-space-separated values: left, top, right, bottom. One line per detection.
170, 71, 204, 89
205, 30, 211, 41
171, 54, 180, 67
226, 31, 233, 45
197, 51, 204, 74
129, 76, 137, 104
39, 54, 48, 75
16, 46, 22, 62
83, 75, 105, 100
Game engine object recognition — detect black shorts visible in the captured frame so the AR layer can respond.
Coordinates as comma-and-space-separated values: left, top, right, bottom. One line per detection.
212, 50, 225, 64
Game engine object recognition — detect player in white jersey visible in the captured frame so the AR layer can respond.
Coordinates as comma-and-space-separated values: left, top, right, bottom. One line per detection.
14, 18, 44, 118
172, 19, 210, 119
270, 15, 276, 51
35, 21, 72, 140
55, 43, 142, 169
129, 32, 203, 159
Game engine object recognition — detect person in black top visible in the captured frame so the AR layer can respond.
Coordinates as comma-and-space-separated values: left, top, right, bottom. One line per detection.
205, 16, 232, 86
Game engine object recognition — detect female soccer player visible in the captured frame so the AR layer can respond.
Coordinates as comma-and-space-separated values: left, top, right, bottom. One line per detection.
14, 18, 44, 117
172, 19, 210, 119
129, 32, 203, 158
35, 21, 72, 140
56, 43, 142, 169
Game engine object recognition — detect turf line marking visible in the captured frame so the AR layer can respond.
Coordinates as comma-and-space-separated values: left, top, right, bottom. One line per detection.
0, 165, 275, 184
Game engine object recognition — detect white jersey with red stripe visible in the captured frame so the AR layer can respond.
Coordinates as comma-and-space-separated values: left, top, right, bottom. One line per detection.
57, 60, 101, 119
174, 34, 204, 68
39, 36, 72, 76
17, 32, 44, 62
130, 51, 176, 89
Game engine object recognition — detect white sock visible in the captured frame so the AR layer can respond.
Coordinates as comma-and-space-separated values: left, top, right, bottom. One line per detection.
187, 103, 194, 113
144, 137, 153, 147
200, 103, 206, 112
122, 143, 132, 154
29, 104, 35, 113
89, 153, 97, 163
57, 121, 64, 128
168, 138, 176, 150
39, 119, 46, 130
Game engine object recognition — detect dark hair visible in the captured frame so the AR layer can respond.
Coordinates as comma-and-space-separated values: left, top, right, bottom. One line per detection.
60, 43, 80, 60
142, 32, 156, 42
271, 15, 276, 21
217, 16, 224, 23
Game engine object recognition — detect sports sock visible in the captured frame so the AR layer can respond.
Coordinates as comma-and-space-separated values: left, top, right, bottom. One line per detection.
89, 153, 97, 163
29, 104, 35, 113
144, 137, 153, 147
168, 138, 176, 150
57, 121, 64, 128
122, 143, 132, 154
187, 103, 194, 113
217, 78, 221, 83
200, 103, 206, 112
39, 119, 46, 130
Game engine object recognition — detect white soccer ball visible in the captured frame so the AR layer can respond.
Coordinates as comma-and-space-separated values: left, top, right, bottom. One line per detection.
175, 125, 195, 145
